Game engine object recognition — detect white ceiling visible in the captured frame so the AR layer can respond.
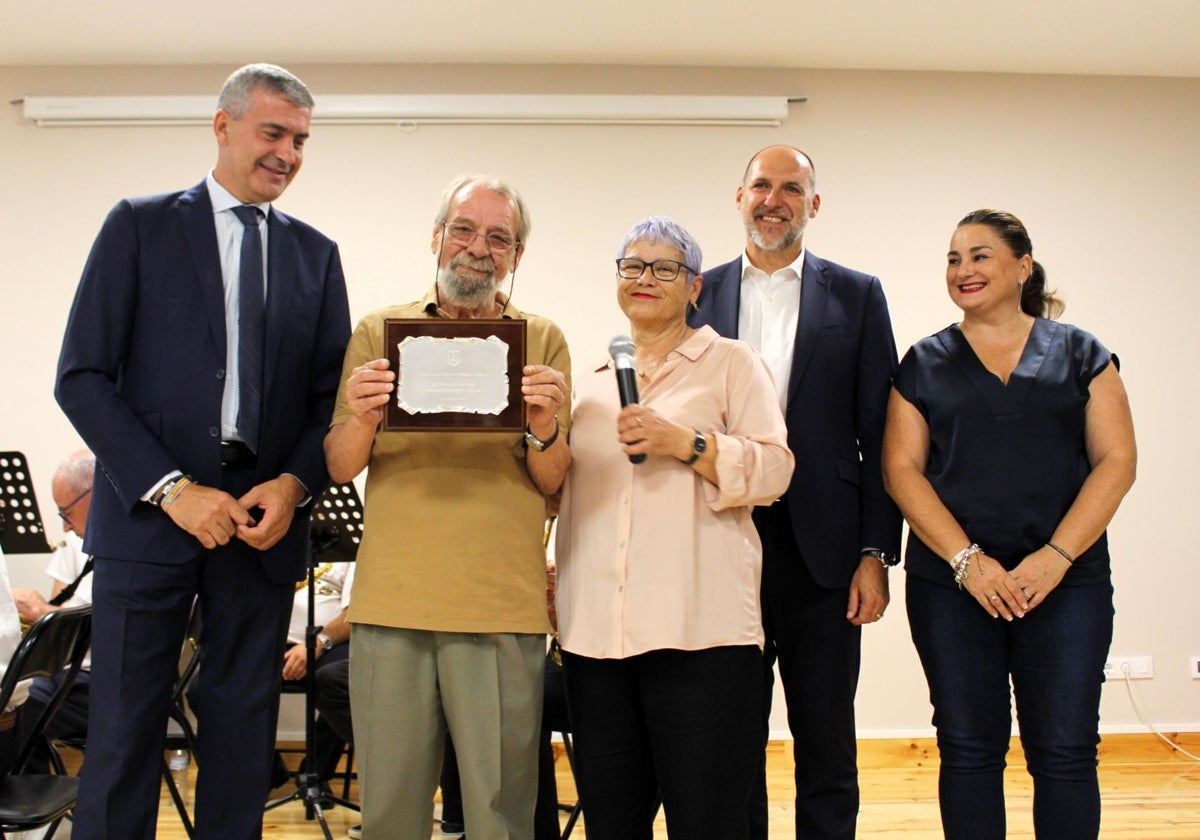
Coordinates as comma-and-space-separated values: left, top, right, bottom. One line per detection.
2, 0, 1197, 78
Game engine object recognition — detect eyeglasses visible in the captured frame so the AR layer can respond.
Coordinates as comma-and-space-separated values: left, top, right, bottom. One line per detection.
56, 487, 91, 524
443, 222, 519, 254
615, 258, 696, 282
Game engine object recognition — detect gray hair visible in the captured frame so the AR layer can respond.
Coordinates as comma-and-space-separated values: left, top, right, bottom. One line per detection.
56, 450, 95, 493
434, 175, 532, 246
616, 216, 703, 277
217, 63, 314, 119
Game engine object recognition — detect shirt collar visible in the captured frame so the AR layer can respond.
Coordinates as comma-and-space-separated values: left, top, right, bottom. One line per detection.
740, 247, 806, 283
206, 171, 271, 218
420, 284, 517, 319
592, 324, 717, 373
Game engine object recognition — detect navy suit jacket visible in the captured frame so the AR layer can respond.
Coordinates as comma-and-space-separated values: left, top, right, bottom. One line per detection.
690, 253, 902, 588
55, 180, 351, 583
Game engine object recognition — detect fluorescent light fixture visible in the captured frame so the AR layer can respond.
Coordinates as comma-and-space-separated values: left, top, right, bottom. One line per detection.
18, 94, 796, 127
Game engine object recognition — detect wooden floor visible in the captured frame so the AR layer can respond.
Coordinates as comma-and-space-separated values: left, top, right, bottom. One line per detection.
79, 733, 1200, 838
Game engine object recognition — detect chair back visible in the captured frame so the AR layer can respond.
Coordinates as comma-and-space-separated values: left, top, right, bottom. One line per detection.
0, 604, 91, 834
0, 604, 92, 773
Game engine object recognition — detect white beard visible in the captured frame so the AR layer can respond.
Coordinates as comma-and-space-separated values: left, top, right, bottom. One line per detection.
437, 254, 500, 309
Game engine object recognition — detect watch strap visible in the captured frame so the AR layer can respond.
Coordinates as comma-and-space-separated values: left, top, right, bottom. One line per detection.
682, 429, 706, 466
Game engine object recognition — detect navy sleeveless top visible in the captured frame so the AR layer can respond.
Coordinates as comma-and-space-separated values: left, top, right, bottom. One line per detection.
893, 318, 1116, 588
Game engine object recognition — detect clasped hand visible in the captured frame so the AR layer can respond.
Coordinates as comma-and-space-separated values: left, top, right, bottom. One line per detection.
964, 547, 1072, 620
165, 475, 304, 551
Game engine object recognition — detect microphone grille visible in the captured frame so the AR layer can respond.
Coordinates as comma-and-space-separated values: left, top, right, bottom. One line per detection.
608, 335, 635, 359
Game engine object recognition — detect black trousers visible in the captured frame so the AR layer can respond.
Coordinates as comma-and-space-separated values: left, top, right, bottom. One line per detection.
562, 645, 762, 840
750, 503, 861, 840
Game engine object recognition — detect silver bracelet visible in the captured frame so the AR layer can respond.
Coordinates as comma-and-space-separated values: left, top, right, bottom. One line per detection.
950, 543, 982, 590
1046, 542, 1075, 564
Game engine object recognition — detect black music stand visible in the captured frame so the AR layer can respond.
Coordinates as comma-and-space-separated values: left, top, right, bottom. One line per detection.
265, 482, 363, 838
0, 452, 53, 555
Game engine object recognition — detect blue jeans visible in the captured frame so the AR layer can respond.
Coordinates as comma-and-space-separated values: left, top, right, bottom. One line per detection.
906, 575, 1113, 840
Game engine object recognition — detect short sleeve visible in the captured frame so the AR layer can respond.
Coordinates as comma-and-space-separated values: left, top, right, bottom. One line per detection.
893, 337, 941, 421
1066, 324, 1116, 390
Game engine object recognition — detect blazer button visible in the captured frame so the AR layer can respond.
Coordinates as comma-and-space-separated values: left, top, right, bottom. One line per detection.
216, 368, 225, 380
208, 426, 219, 437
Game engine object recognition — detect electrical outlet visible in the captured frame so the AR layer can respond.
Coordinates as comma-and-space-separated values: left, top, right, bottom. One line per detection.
1103, 655, 1153, 679
1190, 656, 1200, 680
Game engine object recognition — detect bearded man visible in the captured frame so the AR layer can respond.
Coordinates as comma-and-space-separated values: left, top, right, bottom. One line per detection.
689, 146, 902, 840
324, 175, 571, 839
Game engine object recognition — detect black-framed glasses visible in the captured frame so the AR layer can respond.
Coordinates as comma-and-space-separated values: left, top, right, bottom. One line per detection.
443, 222, 519, 254
56, 487, 91, 524
615, 258, 696, 282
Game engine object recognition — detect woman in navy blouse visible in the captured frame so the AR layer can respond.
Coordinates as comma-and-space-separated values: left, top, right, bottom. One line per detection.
882, 209, 1137, 839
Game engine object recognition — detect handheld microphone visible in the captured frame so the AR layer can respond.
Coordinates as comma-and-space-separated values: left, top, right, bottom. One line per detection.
608, 335, 646, 464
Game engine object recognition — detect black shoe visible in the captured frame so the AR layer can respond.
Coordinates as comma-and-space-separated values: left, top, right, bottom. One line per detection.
440, 821, 465, 837
270, 752, 293, 789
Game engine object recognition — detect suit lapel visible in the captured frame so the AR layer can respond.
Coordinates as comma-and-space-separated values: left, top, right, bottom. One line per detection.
176, 183, 227, 360
710, 261, 742, 338
264, 208, 298, 404
787, 251, 830, 408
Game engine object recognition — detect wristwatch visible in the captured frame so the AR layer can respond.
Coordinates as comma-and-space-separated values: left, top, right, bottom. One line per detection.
863, 548, 899, 568
524, 420, 560, 452
682, 429, 707, 466
316, 632, 334, 653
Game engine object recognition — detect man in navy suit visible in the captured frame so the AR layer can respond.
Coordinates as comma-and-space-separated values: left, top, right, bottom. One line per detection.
689, 145, 902, 839
55, 64, 350, 840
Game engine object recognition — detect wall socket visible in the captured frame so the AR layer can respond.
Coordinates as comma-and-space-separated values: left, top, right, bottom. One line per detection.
1190, 656, 1200, 680
1104, 655, 1153, 679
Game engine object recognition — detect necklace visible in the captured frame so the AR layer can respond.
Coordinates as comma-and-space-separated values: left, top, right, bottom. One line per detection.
636, 330, 690, 379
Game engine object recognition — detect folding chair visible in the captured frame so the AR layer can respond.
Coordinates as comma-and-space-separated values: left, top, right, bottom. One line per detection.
49, 600, 201, 838
161, 602, 202, 838
556, 729, 583, 838
0, 604, 92, 838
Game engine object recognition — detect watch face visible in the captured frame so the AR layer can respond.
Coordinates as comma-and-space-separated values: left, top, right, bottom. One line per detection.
524, 432, 546, 452
866, 550, 897, 566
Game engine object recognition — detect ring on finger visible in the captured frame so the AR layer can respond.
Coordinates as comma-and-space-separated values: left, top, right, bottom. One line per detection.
989, 594, 1000, 601
635, 417, 644, 427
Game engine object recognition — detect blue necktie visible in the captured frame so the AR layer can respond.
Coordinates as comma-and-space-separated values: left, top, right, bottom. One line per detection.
232, 205, 265, 454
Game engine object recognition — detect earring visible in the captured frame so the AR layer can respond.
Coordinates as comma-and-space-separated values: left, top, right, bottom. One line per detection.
689, 299, 699, 312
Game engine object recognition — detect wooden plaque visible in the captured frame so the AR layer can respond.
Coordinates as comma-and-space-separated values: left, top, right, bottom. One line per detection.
383, 318, 527, 432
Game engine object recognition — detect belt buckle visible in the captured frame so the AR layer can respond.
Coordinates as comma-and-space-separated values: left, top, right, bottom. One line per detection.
221, 440, 246, 467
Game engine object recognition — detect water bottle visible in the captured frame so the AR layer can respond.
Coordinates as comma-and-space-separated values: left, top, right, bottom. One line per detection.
167, 748, 191, 807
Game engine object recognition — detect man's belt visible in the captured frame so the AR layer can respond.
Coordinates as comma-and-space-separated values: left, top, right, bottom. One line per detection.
220, 440, 257, 468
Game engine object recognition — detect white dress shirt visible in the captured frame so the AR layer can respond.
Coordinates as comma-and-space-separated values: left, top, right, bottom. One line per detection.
0, 546, 29, 710
737, 250, 804, 413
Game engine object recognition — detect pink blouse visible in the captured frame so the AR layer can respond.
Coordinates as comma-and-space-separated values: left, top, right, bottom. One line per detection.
555, 326, 794, 658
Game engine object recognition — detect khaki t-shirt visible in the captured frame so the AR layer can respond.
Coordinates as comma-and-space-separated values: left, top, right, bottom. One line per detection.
331, 289, 571, 634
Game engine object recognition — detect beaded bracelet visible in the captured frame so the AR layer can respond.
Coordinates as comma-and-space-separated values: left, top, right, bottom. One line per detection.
950, 543, 982, 590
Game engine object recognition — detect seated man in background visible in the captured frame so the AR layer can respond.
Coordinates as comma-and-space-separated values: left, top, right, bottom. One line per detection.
12, 450, 96, 770
272, 560, 354, 788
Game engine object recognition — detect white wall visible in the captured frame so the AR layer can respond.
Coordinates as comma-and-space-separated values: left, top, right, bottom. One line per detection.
2, 63, 1197, 738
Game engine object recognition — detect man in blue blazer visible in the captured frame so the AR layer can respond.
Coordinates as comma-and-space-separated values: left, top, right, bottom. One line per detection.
689, 145, 902, 840
55, 64, 351, 840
